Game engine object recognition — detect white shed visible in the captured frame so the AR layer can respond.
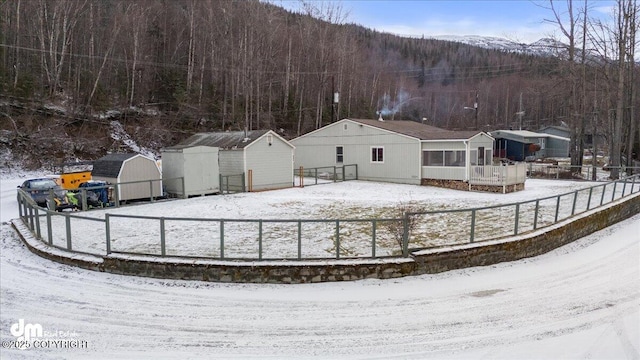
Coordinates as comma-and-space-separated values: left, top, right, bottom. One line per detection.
173, 130, 295, 192
91, 153, 162, 202
161, 145, 220, 197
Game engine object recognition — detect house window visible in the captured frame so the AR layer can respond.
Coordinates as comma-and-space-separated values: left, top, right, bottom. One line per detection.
423, 151, 465, 167
423, 151, 444, 166
371, 147, 384, 163
336, 146, 343, 163
470, 150, 478, 165
478, 147, 485, 166
445, 151, 466, 167
343, 124, 348, 131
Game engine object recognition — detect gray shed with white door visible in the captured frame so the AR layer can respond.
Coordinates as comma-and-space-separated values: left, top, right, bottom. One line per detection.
161, 145, 220, 197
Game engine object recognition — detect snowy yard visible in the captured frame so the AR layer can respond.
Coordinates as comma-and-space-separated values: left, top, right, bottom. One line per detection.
1, 173, 639, 358
12, 177, 639, 259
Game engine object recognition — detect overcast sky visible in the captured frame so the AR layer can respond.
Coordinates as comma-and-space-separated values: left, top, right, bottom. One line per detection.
271, 0, 616, 44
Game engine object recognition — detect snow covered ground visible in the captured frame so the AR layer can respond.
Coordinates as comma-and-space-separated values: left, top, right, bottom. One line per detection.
1, 173, 639, 358
4, 173, 634, 259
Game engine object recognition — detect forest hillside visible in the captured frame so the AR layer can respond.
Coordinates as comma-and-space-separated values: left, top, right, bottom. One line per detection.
0, 0, 637, 174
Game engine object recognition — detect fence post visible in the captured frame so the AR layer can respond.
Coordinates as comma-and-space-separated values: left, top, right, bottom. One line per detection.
220, 220, 225, 259
470, 209, 476, 243
259, 220, 263, 260
333, 166, 337, 182
242, 173, 246, 193
248, 169, 253, 192
611, 181, 617, 202
335, 220, 340, 259
105, 214, 111, 254
114, 183, 120, 208
632, 175, 637, 193
18, 193, 23, 218
371, 220, 377, 258
402, 215, 409, 257
297, 221, 302, 260
514, 204, 520, 235
600, 183, 606, 206
219, 174, 223, 194
571, 190, 578, 215
65, 214, 72, 250
314, 168, 318, 185
299, 166, 304, 188
554, 196, 560, 222
80, 188, 87, 210
46, 211, 53, 245
28, 206, 34, 230
621, 177, 627, 197
160, 217, 166, 256
182, 177, 187, 199
587, 187, 593, 210
533, 200, 539, 230
34, 207, 41, 239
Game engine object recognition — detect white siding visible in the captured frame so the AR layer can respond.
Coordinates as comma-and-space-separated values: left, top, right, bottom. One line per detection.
292, 120, 421, 184
245, 134, 294, 191
118, 156, 162, 201
161, 146, 220, 196
219, 150, 244, 175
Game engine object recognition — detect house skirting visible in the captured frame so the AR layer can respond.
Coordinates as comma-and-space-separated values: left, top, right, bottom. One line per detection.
421, 179, 525, 193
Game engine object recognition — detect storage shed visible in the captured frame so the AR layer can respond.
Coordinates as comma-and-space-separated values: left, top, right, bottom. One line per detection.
161, 145, 220, 197
92, 153, 162, 202
173, 130, 294, 192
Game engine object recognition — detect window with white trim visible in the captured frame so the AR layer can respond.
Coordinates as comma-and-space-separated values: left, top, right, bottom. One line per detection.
336, 146, 344, 163
371, 147, 384, 163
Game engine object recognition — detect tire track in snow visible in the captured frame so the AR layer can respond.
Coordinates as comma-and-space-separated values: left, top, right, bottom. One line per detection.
1, 214, 639, 359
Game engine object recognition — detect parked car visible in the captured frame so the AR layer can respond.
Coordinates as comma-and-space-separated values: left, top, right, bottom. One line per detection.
17, 178, 76, 211
17, 178, 59, 207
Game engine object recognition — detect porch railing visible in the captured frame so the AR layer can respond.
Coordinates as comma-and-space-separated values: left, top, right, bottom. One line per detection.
469, 163, 527, 186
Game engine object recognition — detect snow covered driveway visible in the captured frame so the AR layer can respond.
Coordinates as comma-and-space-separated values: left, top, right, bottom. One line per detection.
1, 212, 638, 359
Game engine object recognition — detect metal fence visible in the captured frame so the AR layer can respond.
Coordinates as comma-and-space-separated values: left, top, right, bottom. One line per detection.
294, 164, 358, 186
527, 163, 640, 181
17, 174, 640, 261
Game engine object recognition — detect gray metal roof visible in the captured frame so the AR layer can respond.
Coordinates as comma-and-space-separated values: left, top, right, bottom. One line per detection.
349, 119, 482, 140
92, 153, 137, 178
169, 130, 271, 150
491, 130, 570, 142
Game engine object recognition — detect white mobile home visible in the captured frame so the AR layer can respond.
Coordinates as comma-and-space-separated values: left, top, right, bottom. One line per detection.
174, 130, 295, 192
161, 145, 220, 197
291, 118, 496, 186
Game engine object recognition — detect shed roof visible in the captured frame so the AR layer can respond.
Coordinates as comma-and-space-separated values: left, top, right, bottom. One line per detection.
92, 153, 138, 178
349, 119, 482, 140
172, 130, 271, 150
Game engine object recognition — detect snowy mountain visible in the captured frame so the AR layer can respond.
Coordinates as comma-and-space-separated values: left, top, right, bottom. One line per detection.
430, 35, 565, 58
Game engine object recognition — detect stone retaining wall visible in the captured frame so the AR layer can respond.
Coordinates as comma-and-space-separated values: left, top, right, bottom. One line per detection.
12, 193, 639, 284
